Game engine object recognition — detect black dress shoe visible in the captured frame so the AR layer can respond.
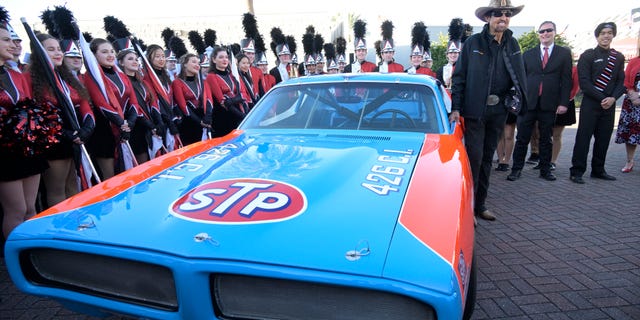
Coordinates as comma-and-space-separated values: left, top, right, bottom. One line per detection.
526, 153, 540, 164
507, 169, 522, 181
495, 163, 510, 171
590, 172, 617, 181
533, 163, 541, 170
550, 162, 556, 171
539, 172, 557, 181
570, 175, 585, 184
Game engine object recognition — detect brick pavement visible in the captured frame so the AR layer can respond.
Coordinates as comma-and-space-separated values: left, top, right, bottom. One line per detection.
1, 109, 639, 320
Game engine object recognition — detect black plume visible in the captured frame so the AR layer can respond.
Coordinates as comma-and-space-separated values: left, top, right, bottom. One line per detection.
335, 37, 346, 56
83, 32, 93, 42
230, 43, 241, 56
134, 37, 147, 51
169, 36, 188, 60
353, 19, 366, 39
40, 9, 58, 38
448, 18, 464, 41
242, 12, 259, 39
270, 27, 285, 57
51, 6, 79, 40
106, 34, 115, 43
305, 25, 315, 35
103, 15, 131, 38
302, 33, 314, 55
381, 20, 393, 40
411, 21, 426, 47
255, 32, 266, 53
313, 34, 324, 54
423, 28, 431, 52
188, 30, 206, 55
203, 29, 217, 48
161, 27, 175, 49
323, 43, 335, 60
462, 24, 473, 42
286, 35, 297, 56
0, 6, 9, 24
374, 40, 382, 59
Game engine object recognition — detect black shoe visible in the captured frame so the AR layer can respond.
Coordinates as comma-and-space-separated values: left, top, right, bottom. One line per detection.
526, 153, 540, 164
507, 169, 522, 181
590, 172, 617, 181
533, 163, 541, 170
550, 162, 556, 171
570, 175, 585, 184
539, 172, 557, 181
495, 163, 510, 171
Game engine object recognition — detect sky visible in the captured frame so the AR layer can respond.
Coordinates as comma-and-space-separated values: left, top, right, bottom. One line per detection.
3, 0, 638, 54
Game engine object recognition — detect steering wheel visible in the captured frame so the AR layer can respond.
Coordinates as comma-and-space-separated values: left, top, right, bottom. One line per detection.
369, 109, 416, 128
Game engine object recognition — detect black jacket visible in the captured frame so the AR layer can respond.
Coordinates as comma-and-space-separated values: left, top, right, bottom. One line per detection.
523, 45, 573, 111
577, 46, 626, 110
451, 24, 527, 119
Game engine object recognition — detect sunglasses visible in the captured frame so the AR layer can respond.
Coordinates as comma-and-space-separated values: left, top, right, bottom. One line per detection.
490, 10, 513, 18
538, 28, 555, 34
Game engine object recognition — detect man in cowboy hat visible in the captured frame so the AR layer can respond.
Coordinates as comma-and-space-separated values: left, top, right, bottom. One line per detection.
449, 0, 527, 222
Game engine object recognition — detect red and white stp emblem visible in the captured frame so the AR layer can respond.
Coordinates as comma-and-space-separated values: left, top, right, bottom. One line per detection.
170, 179, 307, 224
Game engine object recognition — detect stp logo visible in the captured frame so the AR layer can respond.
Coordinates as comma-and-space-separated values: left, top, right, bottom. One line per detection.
169, 179, 307, 224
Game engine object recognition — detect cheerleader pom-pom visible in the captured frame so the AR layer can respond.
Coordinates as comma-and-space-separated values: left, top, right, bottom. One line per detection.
0, 99, 62, 157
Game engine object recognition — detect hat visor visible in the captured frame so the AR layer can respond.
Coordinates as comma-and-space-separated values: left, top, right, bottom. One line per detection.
475, 5, 523, 21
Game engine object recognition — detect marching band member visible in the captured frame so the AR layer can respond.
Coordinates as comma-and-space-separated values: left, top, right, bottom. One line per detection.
240, 13, 266, 101
344, 20, 375, 73
269, 27, 294, 84
437, 18, 464, 89
375, 20, 404, 73
406, 21, 436, 77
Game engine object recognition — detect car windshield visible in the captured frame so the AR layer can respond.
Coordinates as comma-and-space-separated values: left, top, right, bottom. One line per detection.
240, 82, 445, 133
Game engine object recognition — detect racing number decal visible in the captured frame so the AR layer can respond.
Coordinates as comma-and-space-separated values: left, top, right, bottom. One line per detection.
361, 149, 413, 195
170, 179, 307, 223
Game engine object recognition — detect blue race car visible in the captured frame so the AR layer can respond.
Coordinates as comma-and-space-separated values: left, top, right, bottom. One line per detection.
5, 73, 476, 320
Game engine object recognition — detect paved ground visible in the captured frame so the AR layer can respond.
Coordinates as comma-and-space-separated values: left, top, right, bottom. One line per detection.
1, 108, 638, 320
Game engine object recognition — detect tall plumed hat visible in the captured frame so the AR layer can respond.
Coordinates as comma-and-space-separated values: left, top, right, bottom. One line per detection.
314, 33, 325, 63
475, 0, 524, 21
446, 18, 464, 53
270, 27, 290, 57
324, 43, 338, 70
286, 35, 297, 63
50, 6, 82, 58
188, 30, 208, 66
161, 27, 177, 61
0, 6, 20, 41
335, 37, 346, 64
410, 21, 427, 57
353, 19, 367, 50
379, 20, 395, 53
240, 13, 258, 53
302, 27, 315, 66
103, 15, 133, 53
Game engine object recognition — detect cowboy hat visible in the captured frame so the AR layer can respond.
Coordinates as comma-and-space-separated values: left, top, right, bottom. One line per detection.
475, 0, 524, 21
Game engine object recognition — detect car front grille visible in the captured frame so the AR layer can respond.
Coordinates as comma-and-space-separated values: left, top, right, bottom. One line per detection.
211, 273, 435, 320
20, 249, 178, 311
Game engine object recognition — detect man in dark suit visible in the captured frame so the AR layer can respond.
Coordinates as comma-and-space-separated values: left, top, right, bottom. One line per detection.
508, 21, 572, 181
569, 22, 626, 183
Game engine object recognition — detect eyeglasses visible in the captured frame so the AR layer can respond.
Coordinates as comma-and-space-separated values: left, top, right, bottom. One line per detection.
538, 28, 555, 34
491, 10, 513, 18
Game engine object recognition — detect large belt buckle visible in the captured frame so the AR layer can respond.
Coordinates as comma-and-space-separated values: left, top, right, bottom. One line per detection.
487, 94, 500, 106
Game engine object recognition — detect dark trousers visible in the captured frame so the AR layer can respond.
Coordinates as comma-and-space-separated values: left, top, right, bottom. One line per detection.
512, 102, 556, 174
463, 105, 508, 215
570, 103, 615, 176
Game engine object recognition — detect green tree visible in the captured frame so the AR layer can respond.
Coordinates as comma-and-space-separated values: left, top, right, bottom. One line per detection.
517, 29, 572, 52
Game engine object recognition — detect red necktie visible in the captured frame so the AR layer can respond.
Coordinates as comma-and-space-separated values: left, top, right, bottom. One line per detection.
539, 47, 549, 95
